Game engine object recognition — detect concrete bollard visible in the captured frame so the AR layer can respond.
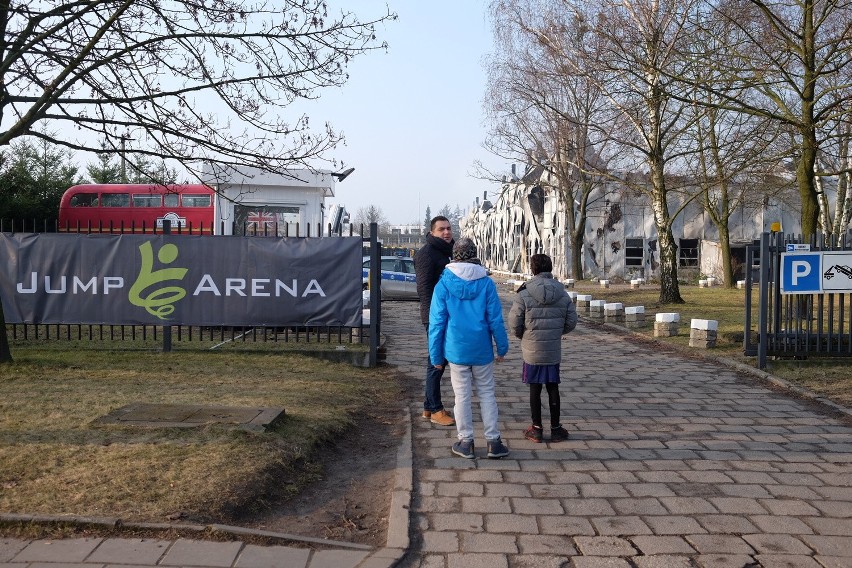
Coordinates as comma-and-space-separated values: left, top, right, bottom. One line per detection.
589, 299, 606, 321
625, 306, 645, 328
707, 277, 718, 286
654, 312, 680, 337
567, 291, 578, 304
737, 280, 746, 289
604, 302, 624, 324
600, 279, 610, 289
630, 279, 642, 289
699, 279, 709, 288
576, 294, 593, 314
564, 279, 575, 289
690, 319, 718, 348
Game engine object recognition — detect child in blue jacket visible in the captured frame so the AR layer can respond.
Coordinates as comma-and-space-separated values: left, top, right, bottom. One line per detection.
428, 238, 510, 459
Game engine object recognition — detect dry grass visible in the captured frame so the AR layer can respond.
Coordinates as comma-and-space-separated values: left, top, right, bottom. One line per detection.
0, 348, 402, 523
568, 281, 852, 408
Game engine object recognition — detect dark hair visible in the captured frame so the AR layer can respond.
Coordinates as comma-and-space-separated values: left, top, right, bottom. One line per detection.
430, 216, 450, 230
530, 253, 552, 275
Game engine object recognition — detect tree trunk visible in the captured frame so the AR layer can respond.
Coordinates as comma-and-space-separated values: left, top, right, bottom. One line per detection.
719, 225, 735, 288
650, 166, 684, 304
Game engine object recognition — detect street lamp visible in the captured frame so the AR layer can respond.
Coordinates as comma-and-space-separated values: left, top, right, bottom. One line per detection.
331, 167, 355, 182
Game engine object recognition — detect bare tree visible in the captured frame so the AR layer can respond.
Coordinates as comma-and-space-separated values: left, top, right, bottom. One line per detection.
0, 1, 395, 363
353, 205, 388, 235
684, 0, 852, 238
485, 0, 612, 280
532, 0, 704, 303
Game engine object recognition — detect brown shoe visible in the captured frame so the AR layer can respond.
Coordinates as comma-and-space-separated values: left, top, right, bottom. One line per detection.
422, 410, 432, 420
430, 409, 455, 426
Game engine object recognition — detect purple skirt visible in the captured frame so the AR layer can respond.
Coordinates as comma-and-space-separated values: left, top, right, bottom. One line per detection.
522, 362, 561, 384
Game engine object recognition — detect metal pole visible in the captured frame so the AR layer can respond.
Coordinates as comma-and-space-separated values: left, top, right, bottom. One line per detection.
162, 219, 173, 353
368, 222, 381, 367
757, 231, 771, 369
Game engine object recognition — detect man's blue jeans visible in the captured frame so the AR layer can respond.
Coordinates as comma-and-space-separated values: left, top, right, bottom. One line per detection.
424, 324, 446, 413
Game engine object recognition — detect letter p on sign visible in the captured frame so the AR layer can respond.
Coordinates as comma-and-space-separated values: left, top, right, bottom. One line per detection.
791, 260, 811, 284
781, 253, 821, 294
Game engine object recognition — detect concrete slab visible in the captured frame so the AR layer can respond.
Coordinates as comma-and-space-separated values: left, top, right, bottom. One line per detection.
86, 538, 170, 564
13, 538, 102, 562
159, 539, 242, 567
91, 403, 285, 432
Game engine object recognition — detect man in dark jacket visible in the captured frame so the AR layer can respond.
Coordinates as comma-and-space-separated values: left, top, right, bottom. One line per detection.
414, 216, 455, 426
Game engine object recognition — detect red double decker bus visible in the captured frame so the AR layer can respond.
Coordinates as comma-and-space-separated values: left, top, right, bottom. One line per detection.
58, 184, 215, 233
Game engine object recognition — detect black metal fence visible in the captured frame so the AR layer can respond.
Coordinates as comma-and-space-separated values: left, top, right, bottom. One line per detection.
744, 231, 852, 369
1, 220, 383, 366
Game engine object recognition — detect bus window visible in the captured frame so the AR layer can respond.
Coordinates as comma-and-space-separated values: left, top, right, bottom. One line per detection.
183, 194, 211, 207
164, 193, 179, 207
133, 195, 162, 207
69, 193, 99, 207
101, 193, 130, 207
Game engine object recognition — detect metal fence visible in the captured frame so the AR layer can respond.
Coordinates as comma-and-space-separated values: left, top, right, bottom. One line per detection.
1, 220, 383, 366
744, 231, 852, 369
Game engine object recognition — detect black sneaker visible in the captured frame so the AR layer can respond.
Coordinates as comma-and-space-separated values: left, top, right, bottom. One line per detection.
524, 425, 543, 443
551, 426, 570, 442
486, 438, 510, 459
452, 439, 475, 459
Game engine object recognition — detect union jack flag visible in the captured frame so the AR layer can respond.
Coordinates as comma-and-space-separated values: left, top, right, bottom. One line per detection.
247, 210, 278, 234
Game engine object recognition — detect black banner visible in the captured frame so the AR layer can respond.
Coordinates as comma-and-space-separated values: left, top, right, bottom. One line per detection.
0, 233, 363, 327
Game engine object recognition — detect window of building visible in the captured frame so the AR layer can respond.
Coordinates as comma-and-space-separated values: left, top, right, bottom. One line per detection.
626, 238, 644, 266
679, 238, 699, 267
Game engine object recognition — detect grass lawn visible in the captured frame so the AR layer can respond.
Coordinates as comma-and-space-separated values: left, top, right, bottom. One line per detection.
0, 347, 403, 525
568, 281, 852, 409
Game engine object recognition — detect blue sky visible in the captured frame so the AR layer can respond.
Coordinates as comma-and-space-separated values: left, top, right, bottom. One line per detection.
310, 1, 508, 224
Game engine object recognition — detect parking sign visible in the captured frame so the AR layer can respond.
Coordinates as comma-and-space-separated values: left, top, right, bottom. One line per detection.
780, 253, 821, 294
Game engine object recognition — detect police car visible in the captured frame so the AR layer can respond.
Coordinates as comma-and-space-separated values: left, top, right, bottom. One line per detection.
362, 256, 418, 300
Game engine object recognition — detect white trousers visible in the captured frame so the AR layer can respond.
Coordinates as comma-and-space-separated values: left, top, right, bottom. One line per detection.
449, 362, 501, 442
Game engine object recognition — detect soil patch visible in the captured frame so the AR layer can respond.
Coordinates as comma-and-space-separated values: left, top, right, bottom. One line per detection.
243, 389, 407, 547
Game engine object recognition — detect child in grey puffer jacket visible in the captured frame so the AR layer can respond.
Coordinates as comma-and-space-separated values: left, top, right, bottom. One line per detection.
508, 253, 577, 443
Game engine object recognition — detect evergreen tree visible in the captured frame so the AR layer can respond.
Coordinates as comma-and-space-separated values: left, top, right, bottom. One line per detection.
86, 152, 122, 184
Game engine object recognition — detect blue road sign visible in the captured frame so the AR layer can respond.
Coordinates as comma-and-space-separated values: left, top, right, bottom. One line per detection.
780, 253, 822, 294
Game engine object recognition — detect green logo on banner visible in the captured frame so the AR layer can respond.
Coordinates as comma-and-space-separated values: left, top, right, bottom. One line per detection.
128, 241, 188, 319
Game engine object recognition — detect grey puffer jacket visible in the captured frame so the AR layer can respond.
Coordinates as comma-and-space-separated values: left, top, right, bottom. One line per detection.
508, 272, 577, 365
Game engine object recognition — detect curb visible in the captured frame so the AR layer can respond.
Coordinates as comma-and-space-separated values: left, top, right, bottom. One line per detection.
356, 409, 413, 568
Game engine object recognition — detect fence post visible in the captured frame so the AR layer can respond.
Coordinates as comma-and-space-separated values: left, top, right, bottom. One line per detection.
757, 231, 771, 369
162, 220, 173, 353
369, 222, 381, 367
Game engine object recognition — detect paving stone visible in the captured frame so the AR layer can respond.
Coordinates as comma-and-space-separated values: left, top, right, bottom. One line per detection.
419, 496, 462, 513
708, 497, 768, 515
459, 532, 518, 554
483, 513, 538, 534
511, 498, 566, 515
516, 534, 576, 555
421, 531, 459, 553
0, 539, 28, 562
579, 484, 631, 498
748, 515, 815, 534
446, 552, 509, 568
307, 549, 372, 568
694, 554, 756, 567
686, 535, 755, 554
570, 558, 632, 568
633, 556, 694, 568
573, 536, 637, 556
429, 513, 484, 532
624, 483, 677, 497
753, 554, 822, 567
561, 498, 617, 516
233, 544, 310, 567
484, 483, 532, 498
742, 534, 812, 555
460, 496, 512, 514
529, 484, 581, 498
591, 516, 654, 536
87, 539, 170, 565
159, 539, 242, 567
14, 538, 103, 563
695, 514, 759, 534
611, 498, 668, 516
659, 497, 718, 514
538, 516, 596, 536
435, 482, 485, 497
643, 516, 707, 535
630, 536, 696, 555
507, 554, 571, 568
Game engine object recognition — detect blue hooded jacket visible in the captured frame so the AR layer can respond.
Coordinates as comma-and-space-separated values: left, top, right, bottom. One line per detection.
428, 262, 509, 366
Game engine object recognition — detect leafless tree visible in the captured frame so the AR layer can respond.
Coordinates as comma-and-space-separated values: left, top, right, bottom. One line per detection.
353, 205, 388, 236
485, 0, 613, 280
0, 1, 395, 363
684, 0, 852, 238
